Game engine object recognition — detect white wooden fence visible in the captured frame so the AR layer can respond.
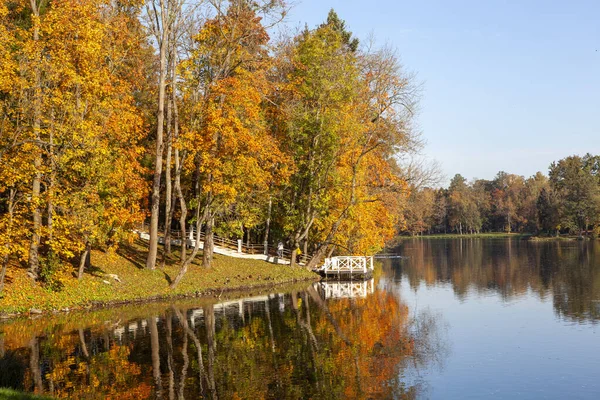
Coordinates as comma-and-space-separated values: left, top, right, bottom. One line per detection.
321, 256, 374, 275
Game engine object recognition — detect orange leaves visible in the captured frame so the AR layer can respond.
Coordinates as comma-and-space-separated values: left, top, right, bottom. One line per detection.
178, 2, 287, 226
0, 0, 147, 284
313, 290, 413, 398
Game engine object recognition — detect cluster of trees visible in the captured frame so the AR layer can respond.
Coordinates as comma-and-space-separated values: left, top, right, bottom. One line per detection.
0, 1, 420, 290
403, 154, 600, 236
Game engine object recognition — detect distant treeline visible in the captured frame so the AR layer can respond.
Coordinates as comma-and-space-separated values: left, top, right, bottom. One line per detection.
402, 154, 600, 236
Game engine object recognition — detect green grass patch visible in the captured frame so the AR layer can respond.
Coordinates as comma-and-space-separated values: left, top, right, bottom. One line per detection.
0, 240, 318, 315
0, 389, 52, 400
527, 235, 588, 242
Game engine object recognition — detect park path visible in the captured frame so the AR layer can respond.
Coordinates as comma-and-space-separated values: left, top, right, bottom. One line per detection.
136, 229, 297, 265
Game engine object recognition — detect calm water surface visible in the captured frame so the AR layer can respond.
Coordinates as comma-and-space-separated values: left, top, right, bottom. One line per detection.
1, 239, 599, 399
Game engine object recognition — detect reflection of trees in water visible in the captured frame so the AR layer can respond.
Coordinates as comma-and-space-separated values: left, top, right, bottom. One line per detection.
0, 287, 448, 399
386, 308, 449, 400
392, 239, 600, 322
408, 309, 450, 373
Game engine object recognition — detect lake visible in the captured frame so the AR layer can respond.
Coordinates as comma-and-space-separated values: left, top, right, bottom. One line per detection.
1, 238, 599, 399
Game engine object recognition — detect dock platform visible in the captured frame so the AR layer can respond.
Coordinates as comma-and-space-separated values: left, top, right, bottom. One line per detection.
317, 256, 374, 279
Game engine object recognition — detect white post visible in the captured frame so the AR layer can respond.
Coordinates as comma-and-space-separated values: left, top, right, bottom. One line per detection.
237, 239, 242, 253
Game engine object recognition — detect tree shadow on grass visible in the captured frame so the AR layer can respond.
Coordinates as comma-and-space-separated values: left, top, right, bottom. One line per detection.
86, 265, 106, 278
162, 271, 172, 285
116, 241, 148, 270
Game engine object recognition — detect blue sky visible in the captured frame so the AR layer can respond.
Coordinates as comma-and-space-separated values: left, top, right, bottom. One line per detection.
284, 0, 600, 184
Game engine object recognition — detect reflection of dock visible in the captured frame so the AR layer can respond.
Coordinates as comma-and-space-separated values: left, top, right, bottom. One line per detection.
319, 256, 374, 278
316, 279, 375, 299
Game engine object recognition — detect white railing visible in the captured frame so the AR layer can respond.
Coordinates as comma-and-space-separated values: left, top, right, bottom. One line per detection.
137, 224, 311, 263
321, 256, 374, 274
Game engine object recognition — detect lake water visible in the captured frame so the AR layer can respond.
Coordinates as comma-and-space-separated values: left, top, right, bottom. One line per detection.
1, 238, 599, 399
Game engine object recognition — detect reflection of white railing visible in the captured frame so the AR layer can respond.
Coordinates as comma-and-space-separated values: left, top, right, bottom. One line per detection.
111, 293, 288, 339
316, 279, 375, 299
321, 256, 374, 274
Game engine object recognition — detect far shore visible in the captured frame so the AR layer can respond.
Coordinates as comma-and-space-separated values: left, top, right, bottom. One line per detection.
398, 233, 598, 241
399, 232, 533, 239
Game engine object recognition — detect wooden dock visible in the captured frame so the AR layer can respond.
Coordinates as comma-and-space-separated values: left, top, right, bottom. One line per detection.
318, 256, 374, 279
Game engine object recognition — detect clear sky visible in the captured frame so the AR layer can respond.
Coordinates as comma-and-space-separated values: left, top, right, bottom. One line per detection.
283, 0, 600, 184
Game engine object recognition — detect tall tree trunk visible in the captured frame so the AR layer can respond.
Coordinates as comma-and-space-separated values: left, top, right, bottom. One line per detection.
0, 189, 16, 294
77, 240, 90, 280
173, 101, 186, 264
28, 0, 43, 280
170, 197, 203, 288
291, 213, 316, 268
306, 211, 347, 269
290, 237, 299, 268
202, 213, 214, 268
147, 3, 170, 270
47, 129, 55, 242
0, 253, 8, 295
164, 47, 179, 257
303, 238, 308, 264
306, 160, 364, 270
164, 87, 173, 256
263, 195, 272, 254
175, 167, 187, 263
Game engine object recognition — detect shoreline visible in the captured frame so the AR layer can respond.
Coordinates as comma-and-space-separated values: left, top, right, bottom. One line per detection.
0, 277, 319, 323
398, 233, 533, 239
0, 241, 320, 318
396, 233, 598, 242
0, 274, 320, 321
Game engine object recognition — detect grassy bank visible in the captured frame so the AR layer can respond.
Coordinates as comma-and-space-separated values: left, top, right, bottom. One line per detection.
400, 232, 533, 239
0, 240, 318, 316
527, 235, 591, 241
0, 388, 51, 400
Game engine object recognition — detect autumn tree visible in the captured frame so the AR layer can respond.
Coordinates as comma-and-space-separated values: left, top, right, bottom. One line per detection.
520, 172, 549, 232
143, 0, 189, 270
537, 186, 560, 235
0, 0, 148, 285
170, 0, 287, 285
549, 154, 600, 235
489, 172, 523, 232
404, 188, 436, 235
274, 11, 418, 266
274, 14, 361, 266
